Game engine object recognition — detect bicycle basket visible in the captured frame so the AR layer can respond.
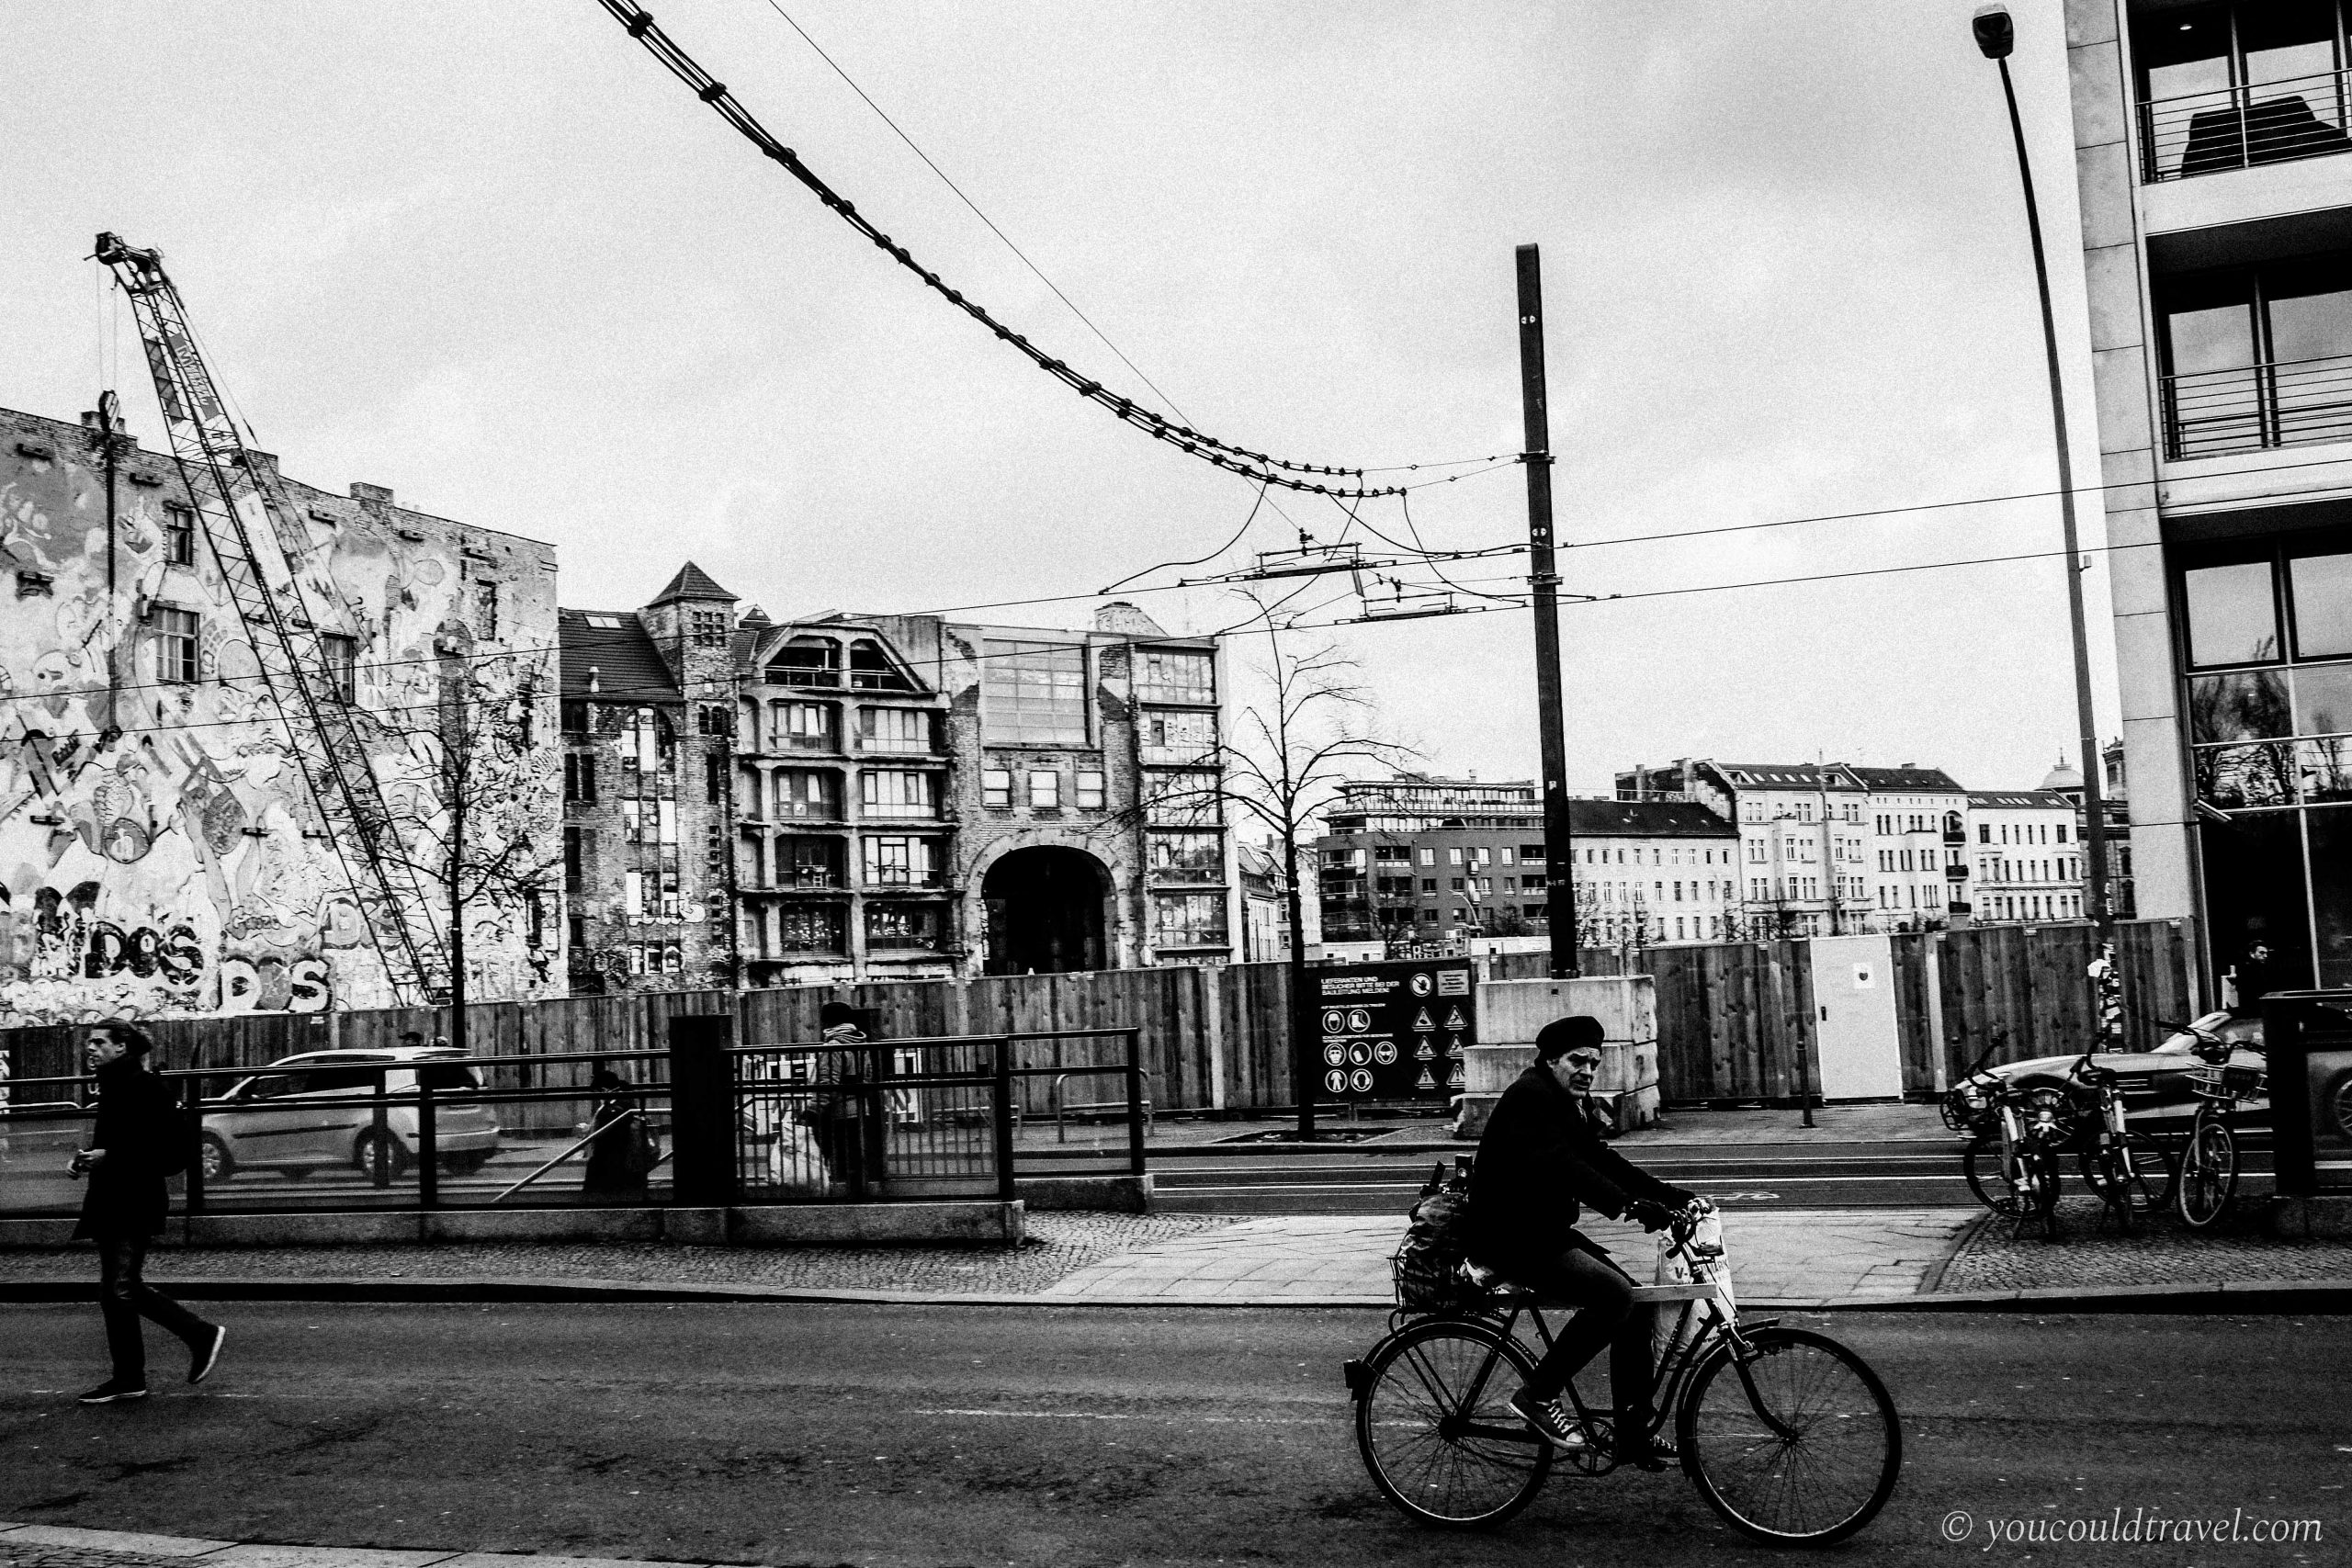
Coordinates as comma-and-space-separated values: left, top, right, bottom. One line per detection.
1391, 1243, 1480, 1314
2190, 1063, 2267, 1102
1941, 1077, 1999, 1134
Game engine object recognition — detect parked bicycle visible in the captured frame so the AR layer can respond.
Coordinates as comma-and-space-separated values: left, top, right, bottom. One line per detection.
1347, 1203, 1901, 1544
2175, 1021, 2267, 1228
1948, 1033, 2172, 1235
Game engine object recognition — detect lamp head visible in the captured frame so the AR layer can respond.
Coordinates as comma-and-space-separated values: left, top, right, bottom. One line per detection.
1973, 5, 2015, 60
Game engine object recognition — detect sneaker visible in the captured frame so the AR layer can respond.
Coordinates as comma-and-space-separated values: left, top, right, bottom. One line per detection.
1507, 1388, 1586, 1450
1614, 1434, 1679, 1472
77, 1379, 149, 1405
188, 1325, 226, 1386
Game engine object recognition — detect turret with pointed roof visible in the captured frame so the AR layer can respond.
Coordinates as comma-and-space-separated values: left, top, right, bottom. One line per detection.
650, 560, 737, 605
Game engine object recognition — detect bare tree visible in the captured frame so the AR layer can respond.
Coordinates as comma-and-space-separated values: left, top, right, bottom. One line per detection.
372, 633, 563, 1061
1141, 607, 1414, 1137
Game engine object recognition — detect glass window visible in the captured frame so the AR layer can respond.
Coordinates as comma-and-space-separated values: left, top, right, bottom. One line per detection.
860, 705, 930, 750
769, 637, 840, 687
981, 769, 1012, 807
861, 769, 938, 819
1136, 648, 1215, 704
1152, 891, 1228, 947
776, 770, 839, 818
2189, 669, 2292, 742
2293, 662, 2352, 736
862, 835, 937, 887
849, 638, 912, 692
1144, 770, 1220, 828
1028, 770, 1060, 808
777, 905, 846, 953
983, 641, 1087, 743
1148, 831, 1223, 884
2183, 559, 2281, 666
2299, 738, 2352, 803
321, 634, 357, 704
2290, 553, 2352, 659
2308, 807, 2352, 985
775, 701, 832, 750
153, 606, 199, 683
162, 502, 197, 567
2201, 810, 2314, 990
1141, 708, 1217, 763
1075, 771, 1105, 809
866, 903, 944, 951
2194, 741, 2298, 809
2240, 1, 2341, 93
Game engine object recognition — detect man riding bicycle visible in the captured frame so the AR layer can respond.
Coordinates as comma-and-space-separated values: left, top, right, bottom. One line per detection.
1465, 1014, 1698, 1470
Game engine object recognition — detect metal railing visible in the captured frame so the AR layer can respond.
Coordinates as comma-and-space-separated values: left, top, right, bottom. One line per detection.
0, 1050, 676, 1217
2141, 68, 2352, 183
729, 1026, 1145, 1203
2164, 351, 2352, 459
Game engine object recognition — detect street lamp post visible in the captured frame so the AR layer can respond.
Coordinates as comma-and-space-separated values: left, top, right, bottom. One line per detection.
1973, 6, 2117, 957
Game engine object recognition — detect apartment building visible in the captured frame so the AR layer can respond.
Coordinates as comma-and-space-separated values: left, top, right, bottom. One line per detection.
1851, 766, 1972, 929
730, 600, 1237, 983
1617, 761, 1869, 936
2065, 1, 2352, 989
559, 565, 739, 993
1315, 776, 1741, 946
1964, 787, 2087, 923
1, 402, 562, 1024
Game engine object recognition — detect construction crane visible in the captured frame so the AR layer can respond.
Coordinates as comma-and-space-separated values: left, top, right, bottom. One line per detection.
95, 232, 451, 1007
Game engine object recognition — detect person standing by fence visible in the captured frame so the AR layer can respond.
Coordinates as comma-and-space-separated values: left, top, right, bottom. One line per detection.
581, 1066, 654, 1199
69, 1021, 225, 1405
811, 1002, 871, 1196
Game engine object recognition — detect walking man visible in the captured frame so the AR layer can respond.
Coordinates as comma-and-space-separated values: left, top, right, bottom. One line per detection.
1465, 1014, 1698, 1468
70, 1021, 225, 1404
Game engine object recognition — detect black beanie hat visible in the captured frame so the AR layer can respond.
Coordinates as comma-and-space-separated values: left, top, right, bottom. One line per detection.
1534, 1015, 1606, 1061
820, 1002, 860, 1030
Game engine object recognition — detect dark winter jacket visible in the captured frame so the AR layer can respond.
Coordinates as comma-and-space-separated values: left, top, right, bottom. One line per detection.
1464, 1064, 1690, 1270
72, 1057, 183, 1240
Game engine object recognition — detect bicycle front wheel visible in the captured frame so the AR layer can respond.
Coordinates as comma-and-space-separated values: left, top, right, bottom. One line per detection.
1679, 1325, 1902, 1546
2177, 1112, 2238, 1228
2079, 1131, 2176, 1232
1355, 1318, 1553, 1529
1962, 1134, 2022, 1216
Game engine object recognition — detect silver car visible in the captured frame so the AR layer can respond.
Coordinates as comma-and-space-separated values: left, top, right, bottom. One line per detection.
199, 1048, 502, 1181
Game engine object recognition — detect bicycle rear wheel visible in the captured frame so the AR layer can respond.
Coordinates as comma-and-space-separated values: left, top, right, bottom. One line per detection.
1679, 1325, 1901, 1546
1354, 1318, 1553, 1529
2177, 1111, 2238, 1228
1961, 1134, 2022, 1216
2079, 1131, 2175, 1233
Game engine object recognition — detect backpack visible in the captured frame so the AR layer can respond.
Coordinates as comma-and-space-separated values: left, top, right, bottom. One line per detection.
1392, 1160, 1480, 1314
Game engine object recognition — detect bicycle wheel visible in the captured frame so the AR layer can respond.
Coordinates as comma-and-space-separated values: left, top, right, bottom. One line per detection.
1355, 1318, 1553, 1529
2078, 1131, 2175, 1232
1961, 1134, 2021, 1216
1679, 1325, 1902, 1547
2177, 1111, 2238, 1229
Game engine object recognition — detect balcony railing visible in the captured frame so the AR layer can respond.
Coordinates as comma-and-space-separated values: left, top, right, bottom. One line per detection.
2141, 69, 2352, 183
2164, 352, 2352, 459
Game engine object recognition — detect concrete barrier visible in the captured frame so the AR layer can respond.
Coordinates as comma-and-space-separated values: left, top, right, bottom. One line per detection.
1454, 974, 1659, 1139
1015, 1174, 1152, 1213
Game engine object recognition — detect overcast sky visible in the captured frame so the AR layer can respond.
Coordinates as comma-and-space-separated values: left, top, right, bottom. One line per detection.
2, 1, 2115, 798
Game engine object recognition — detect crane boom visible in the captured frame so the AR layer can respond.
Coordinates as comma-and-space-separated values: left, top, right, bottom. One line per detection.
95, 231, 451, 1007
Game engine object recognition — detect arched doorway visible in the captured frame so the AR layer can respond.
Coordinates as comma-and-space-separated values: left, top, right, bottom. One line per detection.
981, 847, 1109, 975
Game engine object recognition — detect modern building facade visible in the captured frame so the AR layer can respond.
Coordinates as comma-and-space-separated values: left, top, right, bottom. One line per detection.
2, 403, 562, 1025
1316, 776, 1742, 947
2064, 0, 2352, 989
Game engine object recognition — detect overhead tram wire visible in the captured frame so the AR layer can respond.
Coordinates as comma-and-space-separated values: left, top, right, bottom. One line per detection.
595, 0, 1404, 501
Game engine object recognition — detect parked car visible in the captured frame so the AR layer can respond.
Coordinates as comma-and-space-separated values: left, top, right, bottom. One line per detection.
1984, 1011, 2267, 1135
198, 1048, 502, 1182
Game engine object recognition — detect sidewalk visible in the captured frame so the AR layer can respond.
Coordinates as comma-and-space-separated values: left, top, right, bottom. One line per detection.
1, 1523, 709, 1568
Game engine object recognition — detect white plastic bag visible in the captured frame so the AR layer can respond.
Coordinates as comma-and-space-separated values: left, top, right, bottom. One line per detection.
768, 1111, 832, 1195
1653, 1209, 1732, 1364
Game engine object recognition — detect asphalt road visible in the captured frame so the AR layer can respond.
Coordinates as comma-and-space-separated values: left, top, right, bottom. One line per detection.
5, 1303, 2342, 1567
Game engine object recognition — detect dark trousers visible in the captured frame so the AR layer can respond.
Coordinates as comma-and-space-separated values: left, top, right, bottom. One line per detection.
1508, 1245, 1658, 1429
96, 1235, 212, 1383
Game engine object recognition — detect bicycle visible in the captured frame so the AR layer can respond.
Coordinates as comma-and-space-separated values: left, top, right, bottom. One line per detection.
1345, 1206, 1901, 1544
2176, 1024, 2267, 1229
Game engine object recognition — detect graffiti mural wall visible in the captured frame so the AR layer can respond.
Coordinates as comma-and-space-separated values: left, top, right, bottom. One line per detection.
0, 405, 562, 1025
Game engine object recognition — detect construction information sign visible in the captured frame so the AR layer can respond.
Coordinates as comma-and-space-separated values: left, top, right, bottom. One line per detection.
1311, 957, 1476, 1102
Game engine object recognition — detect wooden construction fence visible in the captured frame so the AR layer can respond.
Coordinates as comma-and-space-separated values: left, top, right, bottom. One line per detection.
1, 919, 2199, 1112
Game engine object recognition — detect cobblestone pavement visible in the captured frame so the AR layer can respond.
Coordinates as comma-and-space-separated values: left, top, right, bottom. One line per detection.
1935, 1195, 2352, 1292
0, 1526, 712, 1568
4, 1542, 183, 1568
0, 1213, 1235, 1297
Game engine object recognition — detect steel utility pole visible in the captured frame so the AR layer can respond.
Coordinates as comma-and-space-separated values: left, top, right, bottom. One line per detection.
1516, 244, 1578, 979
1974, 9, 2114, 950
